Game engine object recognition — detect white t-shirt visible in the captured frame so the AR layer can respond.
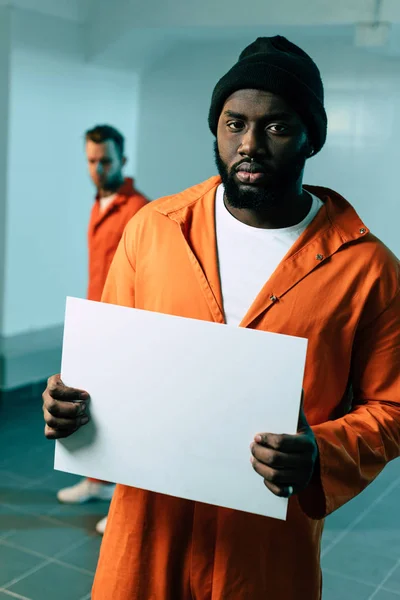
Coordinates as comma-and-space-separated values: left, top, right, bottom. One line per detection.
215, 184, 323, 326
99, 193, 117, 213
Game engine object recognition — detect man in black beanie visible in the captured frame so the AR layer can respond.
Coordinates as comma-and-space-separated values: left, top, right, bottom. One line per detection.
43, 36, 400, 600
209, 35, 326, 227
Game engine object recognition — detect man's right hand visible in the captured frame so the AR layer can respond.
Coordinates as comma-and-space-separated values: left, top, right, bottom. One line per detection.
43, 374, 90, 440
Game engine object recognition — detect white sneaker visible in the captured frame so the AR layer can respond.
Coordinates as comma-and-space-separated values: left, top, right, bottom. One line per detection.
96, 515, 108, 535
57, 479, 116, 504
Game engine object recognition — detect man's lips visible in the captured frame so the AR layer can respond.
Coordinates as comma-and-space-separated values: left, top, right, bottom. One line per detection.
235, 162, 267, 184
235, 171, 266, 184
236, 162, 265, 174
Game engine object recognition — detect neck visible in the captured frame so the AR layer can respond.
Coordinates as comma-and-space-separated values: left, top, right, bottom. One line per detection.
98, 176, 124, 199
224, 185, 312, 229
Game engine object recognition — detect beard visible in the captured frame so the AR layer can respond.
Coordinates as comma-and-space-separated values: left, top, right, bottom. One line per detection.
97, 171, 124, 193
213, 141, 308, 212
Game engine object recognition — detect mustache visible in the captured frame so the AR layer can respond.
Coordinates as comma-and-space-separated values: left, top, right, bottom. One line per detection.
232, 159, 274, 175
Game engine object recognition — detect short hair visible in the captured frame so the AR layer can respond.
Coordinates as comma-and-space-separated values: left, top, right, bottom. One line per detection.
85, 125, 125, 158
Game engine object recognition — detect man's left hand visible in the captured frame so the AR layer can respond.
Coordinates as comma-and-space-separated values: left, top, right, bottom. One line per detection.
250, 399, 318, 498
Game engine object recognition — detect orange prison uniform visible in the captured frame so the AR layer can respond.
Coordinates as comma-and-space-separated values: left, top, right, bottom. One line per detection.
92, 176, 400, 599
87, 177, 148, 302
87, 177, 148, 484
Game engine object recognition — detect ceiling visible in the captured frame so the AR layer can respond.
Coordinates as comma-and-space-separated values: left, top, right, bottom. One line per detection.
1, 0, 400, 68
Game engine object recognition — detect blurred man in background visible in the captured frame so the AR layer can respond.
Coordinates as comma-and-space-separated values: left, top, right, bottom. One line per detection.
56, 125, 148, 535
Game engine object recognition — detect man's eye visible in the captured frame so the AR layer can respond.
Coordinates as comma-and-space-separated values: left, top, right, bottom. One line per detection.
268, 124, 288, 134
227, 121, 244, 131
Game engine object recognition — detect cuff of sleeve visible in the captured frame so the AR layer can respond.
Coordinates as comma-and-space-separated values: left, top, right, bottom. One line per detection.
297, 434, 331, 520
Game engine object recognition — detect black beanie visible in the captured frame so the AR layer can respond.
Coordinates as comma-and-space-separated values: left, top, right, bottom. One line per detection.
208, 36, 327, 155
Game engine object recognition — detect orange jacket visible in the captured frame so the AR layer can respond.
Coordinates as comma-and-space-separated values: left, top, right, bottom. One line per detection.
93, 176, 400, 600
87, 177, 148, 301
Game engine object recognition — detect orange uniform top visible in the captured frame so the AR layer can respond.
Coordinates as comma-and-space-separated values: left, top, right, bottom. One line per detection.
93, 176, 400, 600
87, 177, 148, 302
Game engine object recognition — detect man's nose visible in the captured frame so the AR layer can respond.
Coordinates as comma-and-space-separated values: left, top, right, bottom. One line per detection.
239, 128, 267, 159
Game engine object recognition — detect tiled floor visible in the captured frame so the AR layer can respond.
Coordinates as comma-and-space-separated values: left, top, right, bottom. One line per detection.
321, 451, 400, 599
0, 382, 106, 600
1, 382, 400, 599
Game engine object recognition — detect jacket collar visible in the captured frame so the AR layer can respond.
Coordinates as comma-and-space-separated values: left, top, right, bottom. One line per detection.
153, 176, 370, 326
154, 176, 369, 245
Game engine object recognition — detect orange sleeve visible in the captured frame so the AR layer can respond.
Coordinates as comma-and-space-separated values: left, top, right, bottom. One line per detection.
101, 227, 136, 309
299, 288, 400, 519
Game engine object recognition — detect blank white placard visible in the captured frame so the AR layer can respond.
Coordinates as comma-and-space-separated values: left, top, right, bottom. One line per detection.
55, 297, 307, 520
